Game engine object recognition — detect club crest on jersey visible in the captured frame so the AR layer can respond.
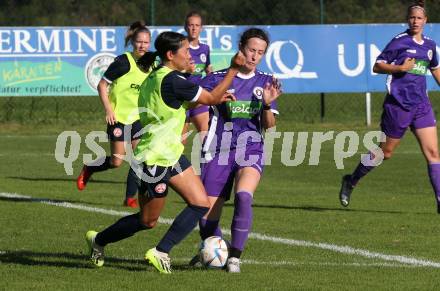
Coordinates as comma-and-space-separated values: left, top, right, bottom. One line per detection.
428, 49, 433, 61
253, 87, 264, 100
200, 53, 207, 63
113, 128, 123, 137
155, 183, 167, 194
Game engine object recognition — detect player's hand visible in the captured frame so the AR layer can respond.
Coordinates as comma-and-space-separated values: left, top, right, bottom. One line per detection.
186, 59, 196, 74
263, 77, 282, 106
230, 51, 246, 69
220, 92, 236, 103
105, 109, 117, 125
400, 58, 416, 72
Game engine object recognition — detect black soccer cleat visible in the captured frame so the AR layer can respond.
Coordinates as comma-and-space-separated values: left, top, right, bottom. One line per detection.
339, 175, 354, 207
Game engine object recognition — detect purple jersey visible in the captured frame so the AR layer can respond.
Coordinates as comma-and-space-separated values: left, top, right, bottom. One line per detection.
376, 30, 439, 109
187, 43, 211, 85
200, 70, 279, 155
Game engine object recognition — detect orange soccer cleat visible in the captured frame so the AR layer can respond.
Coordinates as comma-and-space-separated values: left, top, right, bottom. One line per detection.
77, 165, 92, 191
123, 197, 139, 208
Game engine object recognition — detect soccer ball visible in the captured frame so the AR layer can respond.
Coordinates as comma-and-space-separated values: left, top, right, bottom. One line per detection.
199, 236, 229, 268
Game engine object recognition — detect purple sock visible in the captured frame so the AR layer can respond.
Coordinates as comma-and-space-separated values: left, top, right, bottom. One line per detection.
199, 218, 222, 240
231, 191, 253, 252
350, 152, 378, 185
428, 163, 440, 205
351, 163, 374, 186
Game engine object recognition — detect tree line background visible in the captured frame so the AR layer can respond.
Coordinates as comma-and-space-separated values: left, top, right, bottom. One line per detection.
1, 0, 440, 26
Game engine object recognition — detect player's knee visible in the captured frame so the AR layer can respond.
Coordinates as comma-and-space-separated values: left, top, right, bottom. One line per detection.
426, 149, 440, 161
110, 158, 123, 168
383, 150, 393, 160
140, 218, 158, 229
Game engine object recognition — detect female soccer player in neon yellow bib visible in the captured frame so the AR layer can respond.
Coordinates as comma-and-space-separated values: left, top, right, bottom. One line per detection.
85, 31, 245, 273
77, 21, 150, 208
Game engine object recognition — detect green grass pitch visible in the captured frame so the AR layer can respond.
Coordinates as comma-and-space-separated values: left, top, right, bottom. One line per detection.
1, 96, 440, 289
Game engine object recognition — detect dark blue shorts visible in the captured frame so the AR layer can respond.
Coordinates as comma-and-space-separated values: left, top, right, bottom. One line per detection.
138, 155, 192, 198
107, 120, 142, 142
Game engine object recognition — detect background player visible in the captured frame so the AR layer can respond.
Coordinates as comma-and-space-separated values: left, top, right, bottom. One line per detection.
339, 0, 440, 213
77, 21, 150, 208
182, 11, 213, 142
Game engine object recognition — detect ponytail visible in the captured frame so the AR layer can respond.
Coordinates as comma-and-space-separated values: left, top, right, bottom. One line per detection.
137, 31, 187, 72
137, 51, 158, 72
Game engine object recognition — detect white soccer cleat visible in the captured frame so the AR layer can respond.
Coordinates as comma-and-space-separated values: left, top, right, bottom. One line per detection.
226, 257, 240, 273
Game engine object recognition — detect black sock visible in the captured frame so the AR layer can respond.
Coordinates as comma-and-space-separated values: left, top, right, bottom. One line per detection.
125, 167, 139, 199
88, 156, 112, 173
95, 213, 148, 246
229, 247, 242, 259
156, 204, 209, 253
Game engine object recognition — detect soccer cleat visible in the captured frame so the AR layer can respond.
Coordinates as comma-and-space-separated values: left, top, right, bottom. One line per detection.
85, 230, 104, 267
188, 254, 202, 267
339, 175, 354, 207
123, 198, 138, 208
77, 165, 92, 191
145, 248, 172, 274
226, 257, 240, 273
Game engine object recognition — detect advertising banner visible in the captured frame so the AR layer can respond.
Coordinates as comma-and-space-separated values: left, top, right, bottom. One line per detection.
0, 24, 439, 96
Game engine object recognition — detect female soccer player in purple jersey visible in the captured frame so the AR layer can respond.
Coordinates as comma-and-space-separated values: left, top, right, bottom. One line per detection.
191, 28, 282, 272
339, 0, 440, 212
77, 21, 151, 208
182, 11, 213, 142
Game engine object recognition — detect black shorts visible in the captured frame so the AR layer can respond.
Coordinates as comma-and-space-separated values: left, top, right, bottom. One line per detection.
107, 120, 142, 142
138, 155, 192, 198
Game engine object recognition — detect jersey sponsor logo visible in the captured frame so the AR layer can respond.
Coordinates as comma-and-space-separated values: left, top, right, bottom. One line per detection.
406, 49, 416, 54
226, 101, 262, 119
409, 59, 428, 75
85, 52, 116, 92
200, 53, 207, 63
194, 64, 205, 75
155, 183, 167, 194
253, 86, 263, 100
113, 127, 122, 137
130, 83, 141, 91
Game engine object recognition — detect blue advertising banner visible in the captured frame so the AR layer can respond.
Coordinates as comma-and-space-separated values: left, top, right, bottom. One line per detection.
0, 24, 439, 96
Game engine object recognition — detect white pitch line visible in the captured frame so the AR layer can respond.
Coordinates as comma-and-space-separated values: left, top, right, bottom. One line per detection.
2, 192, 440, 268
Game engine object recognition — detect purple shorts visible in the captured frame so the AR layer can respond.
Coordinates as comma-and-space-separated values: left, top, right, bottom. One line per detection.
201, 143, 264, 200
186, 105, 209, 119
381, 99, 436, 139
